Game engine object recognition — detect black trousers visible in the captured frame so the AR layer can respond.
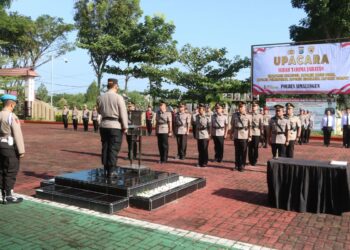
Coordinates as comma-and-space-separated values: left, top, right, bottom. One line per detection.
197, 139, 209, 166
298, 127, 305, 144
100, 128, 123, 175
73, 119, 78, 130
343, 125, 350, 147
323, 127, 332, 146
93, 120, 99, 132
304, 127, 310, 143
126, 134, 138, 160
192, 124, 196, 139
263, 126, 269, 147
248, 135, 260, 165
146, 120, 153, 136
83, 118, 89, 131
176, 134, 187, 159
157, 134, 169, 162
212, 136, 224, 162
271, 143, 286, 158
62, 115, 68, 129
234, 139, 247, 169
286, 140, 295, 158
0, 145, 19, 192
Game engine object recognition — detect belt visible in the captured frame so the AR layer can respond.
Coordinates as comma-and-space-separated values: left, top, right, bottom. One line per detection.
236, 127, 247, 130
102, 117, 118, 121
277, 132, 285, 135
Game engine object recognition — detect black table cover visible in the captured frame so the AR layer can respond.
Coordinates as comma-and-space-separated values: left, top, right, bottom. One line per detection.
267, 157, 350, 215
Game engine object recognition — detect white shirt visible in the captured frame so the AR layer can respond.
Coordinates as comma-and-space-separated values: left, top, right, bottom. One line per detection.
342, 113, 350, 126
321, 115, 335, 130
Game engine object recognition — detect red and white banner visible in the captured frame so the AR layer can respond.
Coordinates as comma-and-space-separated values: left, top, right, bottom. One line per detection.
253, 42, 350, 94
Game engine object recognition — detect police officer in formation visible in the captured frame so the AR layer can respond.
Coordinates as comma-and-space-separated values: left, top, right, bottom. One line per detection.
211, 103, 228, 163
262, 107, 271, 148
174, 103, 190, 160
191, 106, 199, 139
62, 105, 69, 129
0, 94, 25, 204
321, 109, 335, 147
82, 104, 90, 132
155, 101, 172, 164
342, 107, 350, 148
230, 101, 251, 171
126, 102, 138, 161
72, 106, 79, 131
91, 106, 99, 133
195, 103, 211, 167
97, 78, 128, 178
248, 101, 263, 166
145, 105, 154, 136
269, 104, 290, 158
285, 103, 301, 158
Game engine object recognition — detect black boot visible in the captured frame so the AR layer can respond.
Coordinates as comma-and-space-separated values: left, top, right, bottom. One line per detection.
1, 189, 5, 204
4, 190, 23, 204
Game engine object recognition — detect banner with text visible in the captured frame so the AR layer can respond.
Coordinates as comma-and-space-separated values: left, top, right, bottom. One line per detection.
253, 42, 350, 95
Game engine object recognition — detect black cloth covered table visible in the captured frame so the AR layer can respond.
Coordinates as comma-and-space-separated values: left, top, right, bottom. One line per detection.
267, 157, 350, 215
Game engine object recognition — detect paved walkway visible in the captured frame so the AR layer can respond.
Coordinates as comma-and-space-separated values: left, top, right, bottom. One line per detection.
0, 196, 242, 249
8, 123, 350, 249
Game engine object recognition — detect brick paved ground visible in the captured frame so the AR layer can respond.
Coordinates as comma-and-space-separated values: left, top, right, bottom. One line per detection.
11, 123, 350, 249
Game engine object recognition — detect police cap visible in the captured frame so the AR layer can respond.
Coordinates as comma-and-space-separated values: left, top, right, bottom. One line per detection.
238, 101, 246, 107
251, 100, 259, 106
285, 102, 295, 108
274, 104, 284, 109
0, 94, 17, 103
198, 103, 206, 108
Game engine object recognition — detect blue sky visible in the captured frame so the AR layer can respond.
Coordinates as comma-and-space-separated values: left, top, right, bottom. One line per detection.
10, 0, 305, 94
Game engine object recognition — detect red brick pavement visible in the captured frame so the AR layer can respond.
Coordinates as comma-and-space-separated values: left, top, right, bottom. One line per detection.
16, 123, 350, 249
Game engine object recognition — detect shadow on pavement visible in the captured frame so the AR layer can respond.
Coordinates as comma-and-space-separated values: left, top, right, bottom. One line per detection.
212, 188, 270, 207
22, 171, 55, 180
61, 149, 101, 157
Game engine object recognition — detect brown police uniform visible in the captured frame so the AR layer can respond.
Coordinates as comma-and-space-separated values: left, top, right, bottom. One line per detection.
72, 109, 79, 130
92, 110, 99, 132
231, 112, 252, 171
269, 116, 290, 158
262, 113, 271, 147
248, 111, 263, 166
0, 110, 25, 203
82, 108, 90, 131
285, 115, 301, 158
211, 113, 228, 162
196, 113, 211, 167
174, 111, 190, 159
62, 107, 69, 129
155, 110, 172, 163
97, 88, 128, 177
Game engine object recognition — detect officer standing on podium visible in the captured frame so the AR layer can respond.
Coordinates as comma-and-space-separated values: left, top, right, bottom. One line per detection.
97, 79, 128, 178
0, 94, 25, 204
285, 103, 301, 158
269, 104, 290, 158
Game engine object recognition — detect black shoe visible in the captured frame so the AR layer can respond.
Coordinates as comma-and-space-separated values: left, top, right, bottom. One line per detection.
4, 190, 23, 204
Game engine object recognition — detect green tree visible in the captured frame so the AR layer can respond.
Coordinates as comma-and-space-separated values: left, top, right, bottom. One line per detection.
85, 80, 99, 103
74, 0, 142, 90
0, 13, 74, 68
290, 0, 350, 41
290, 0, 350, 107
57, 97, 67, 109
36, 83, 49, 102
168, 44, 250, 103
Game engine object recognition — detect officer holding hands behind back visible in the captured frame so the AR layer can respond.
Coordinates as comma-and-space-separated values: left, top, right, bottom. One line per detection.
0, 94, 25, 204
97, 78, 128, 178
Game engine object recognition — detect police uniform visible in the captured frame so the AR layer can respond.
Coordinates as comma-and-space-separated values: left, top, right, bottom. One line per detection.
191, 110, 198, 139
92, 110, 99, 132
82, 107, 90, 132
298, 111, 306, 145
155, 108, 172, 163
269, 105, 290, 158
72, 108, 79, 130
145, 108, 154, 136
62, 107, 69, 129
285, 103, 301, 158
262, 108, 271, 148
248, 105, 263, 166
97, 79, 128, 177
211, 112, 228, 163
174, 109, 190, 160
303, 112, 311, 143
231, 105, 252, 171
342, 108, 350, 148
195, 110, 211, 167
0, 94, 25, 204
